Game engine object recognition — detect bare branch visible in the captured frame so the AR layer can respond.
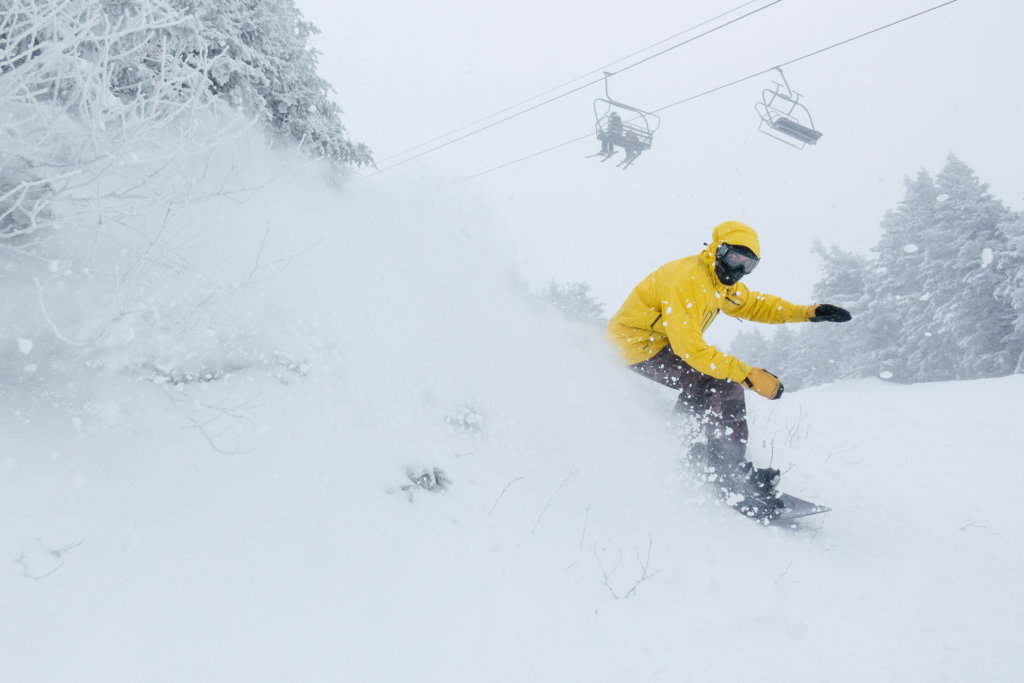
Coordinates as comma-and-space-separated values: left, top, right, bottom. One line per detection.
578, 504, 590, 552
489, 477, 525, 516
592, 536, 662, 600
623, 535, 662, 599
532, 470, 577, 533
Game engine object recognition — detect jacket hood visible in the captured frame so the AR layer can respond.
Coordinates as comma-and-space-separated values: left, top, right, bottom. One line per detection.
700, 221, 761, 286
710, 220, 760, 257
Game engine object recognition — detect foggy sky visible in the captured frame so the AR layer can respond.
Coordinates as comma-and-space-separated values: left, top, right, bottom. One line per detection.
297, 0, 1023, 339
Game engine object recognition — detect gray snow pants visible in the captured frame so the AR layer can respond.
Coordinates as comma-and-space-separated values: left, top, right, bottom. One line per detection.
629, 344, 749, 474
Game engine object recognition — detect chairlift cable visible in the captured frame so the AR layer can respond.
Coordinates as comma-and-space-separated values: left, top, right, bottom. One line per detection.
364, 0, 783, 178
457, 134, 594, 184
652, 0, 961, 114
457, 0, 962, 183
607, 2, 784, 78
376, 0, 770, 165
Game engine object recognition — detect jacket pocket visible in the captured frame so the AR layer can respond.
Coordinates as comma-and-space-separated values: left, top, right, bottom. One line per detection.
701, 309, 718, 331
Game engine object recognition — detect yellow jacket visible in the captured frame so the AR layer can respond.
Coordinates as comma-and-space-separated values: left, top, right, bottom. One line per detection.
606, 221, 810, 383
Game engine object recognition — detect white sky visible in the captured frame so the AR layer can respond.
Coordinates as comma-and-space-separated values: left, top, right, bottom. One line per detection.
297, 0, 1023, 325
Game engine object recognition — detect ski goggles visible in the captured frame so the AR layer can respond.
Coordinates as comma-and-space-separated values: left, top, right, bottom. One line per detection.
717, 243, 760, 274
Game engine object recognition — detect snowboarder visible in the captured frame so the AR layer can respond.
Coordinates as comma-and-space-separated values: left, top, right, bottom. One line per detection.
606, 221, 852, 514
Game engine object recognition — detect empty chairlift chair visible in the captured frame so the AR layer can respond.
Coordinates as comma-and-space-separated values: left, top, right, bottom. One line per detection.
755, 67, 823, 149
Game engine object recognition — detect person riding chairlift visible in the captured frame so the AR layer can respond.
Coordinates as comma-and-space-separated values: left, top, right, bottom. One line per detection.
602, 112, 623, 155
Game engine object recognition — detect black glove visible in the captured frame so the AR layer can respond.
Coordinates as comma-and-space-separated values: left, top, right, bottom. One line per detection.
808, 304, 852, 323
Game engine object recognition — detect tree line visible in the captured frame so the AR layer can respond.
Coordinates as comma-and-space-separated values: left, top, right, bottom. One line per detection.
731, 155, 1024, 389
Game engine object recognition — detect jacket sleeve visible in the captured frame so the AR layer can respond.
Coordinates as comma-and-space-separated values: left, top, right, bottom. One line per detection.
722, 284, 810, 324
660, 286, 753, 383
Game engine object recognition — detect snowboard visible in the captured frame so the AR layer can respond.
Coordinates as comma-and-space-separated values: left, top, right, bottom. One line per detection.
731, 491, 830, 525
770, 493, 831, 525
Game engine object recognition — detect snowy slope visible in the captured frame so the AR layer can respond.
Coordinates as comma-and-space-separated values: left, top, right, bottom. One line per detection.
4, 367, 1022, 682
2, 159, 1022, 683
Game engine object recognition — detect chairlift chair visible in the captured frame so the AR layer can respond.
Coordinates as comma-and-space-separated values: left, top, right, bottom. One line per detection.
592, 72, 661, 169
755, 67, 822, 149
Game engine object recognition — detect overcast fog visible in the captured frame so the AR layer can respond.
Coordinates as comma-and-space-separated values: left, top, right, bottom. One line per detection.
297, 0, 1022, 338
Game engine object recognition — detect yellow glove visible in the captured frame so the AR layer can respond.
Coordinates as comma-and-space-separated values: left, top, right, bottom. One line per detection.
742, 367, 784, 400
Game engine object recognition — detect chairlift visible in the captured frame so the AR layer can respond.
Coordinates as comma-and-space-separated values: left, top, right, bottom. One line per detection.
755, 67, 822, 149
591, 72, 661, 169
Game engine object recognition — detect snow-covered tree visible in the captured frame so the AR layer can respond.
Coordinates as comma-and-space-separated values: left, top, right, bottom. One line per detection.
800, 242, 873, 384
2, 0, 213, 246
0, 0, 370, 396
763, 325, 804, 388
995, 213, 1024, 372
930, 155, 1017, 378
728, 326, 803, 388
175, 0, 372, 167
1, 0, 370, 256
866, 169, 942, 383
0, 0, 370, 175
729, 328, 771, 371
746, 156, 1023, 387
541, 281, 606, 328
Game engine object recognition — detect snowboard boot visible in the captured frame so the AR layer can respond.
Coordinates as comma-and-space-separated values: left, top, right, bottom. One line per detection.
748, 464, 780, 494
723, 462, 783, 521
721, 461, 779, 496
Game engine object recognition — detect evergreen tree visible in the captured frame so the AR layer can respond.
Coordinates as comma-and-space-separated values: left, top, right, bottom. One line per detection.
810, 241, 870, 306
766, 325, 805, 389
729, 327, 809, 391
931, 155, 1017, 377
0, 0, 371, 170
994, 213, 1024, 372
729, 328, 770, 370
541, 281, 606, 328
866, 169, 942, 382
804, 241, 873, 382
175, 0, 372, 168
738, 156, 1024, 388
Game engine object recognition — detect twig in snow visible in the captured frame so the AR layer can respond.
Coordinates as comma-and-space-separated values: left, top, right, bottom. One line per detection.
532, 470, 577, 533
592, 545, 620, 599
773, 558, 799, 592
488, 477, 524, 515
825, 444, 856, 462
592, 535, 662, 600
579, 504, 590, 552
623, 535, 662, 599
163, 387, 272, 455
33, 278, 94, 347
15, 539, 85, 580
